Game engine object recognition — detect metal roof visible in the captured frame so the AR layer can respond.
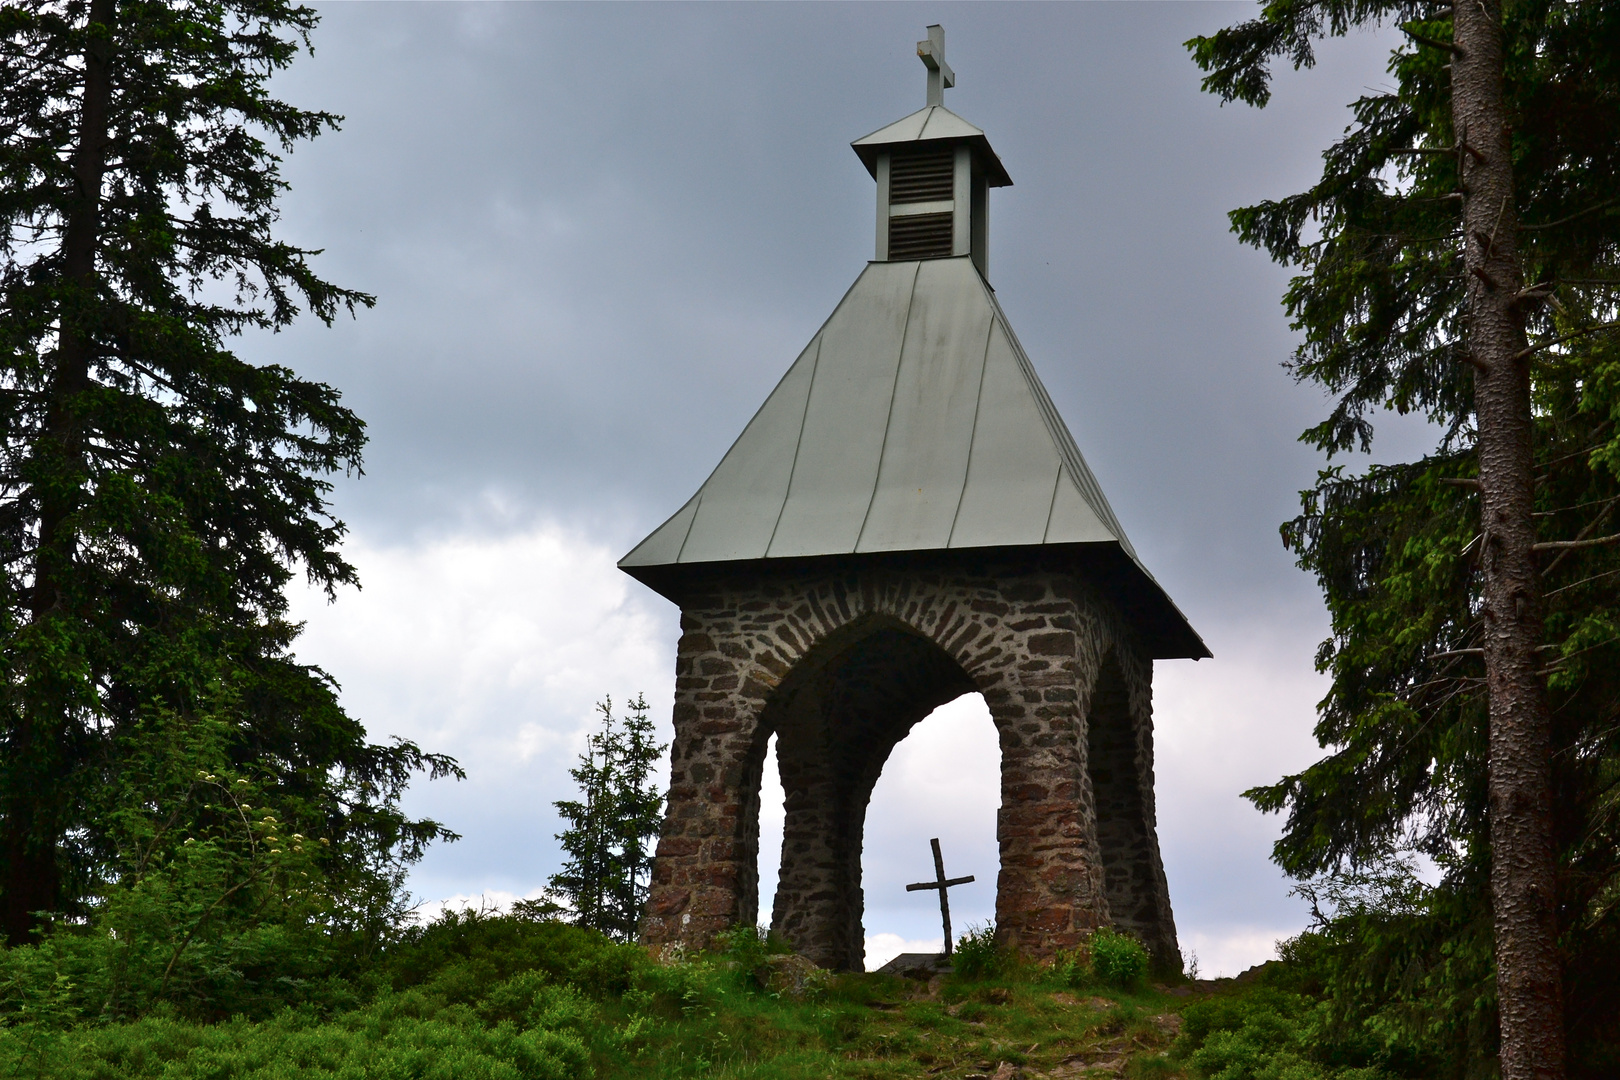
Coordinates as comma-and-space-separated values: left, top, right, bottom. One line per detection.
851, 105, 1013, 187
620, 257, 1207, 659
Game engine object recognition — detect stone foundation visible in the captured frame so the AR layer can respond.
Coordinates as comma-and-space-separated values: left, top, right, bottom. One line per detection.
640, 555, 1180, 971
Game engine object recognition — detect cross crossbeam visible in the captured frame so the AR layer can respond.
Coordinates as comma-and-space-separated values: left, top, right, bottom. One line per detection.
905, 837, 974, 955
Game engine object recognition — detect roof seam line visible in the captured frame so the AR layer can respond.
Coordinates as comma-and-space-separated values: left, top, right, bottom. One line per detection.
656, 267, 878, 566
1041, 463, 1063, 545
674, 493, 702, 562
989, 291, 1134, 554
854, 260, 922, 552
765, 335, 821, 557
946, 313, 995, 549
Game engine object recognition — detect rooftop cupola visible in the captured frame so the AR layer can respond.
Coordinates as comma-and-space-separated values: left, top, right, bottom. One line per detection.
851, 25, 1012, 277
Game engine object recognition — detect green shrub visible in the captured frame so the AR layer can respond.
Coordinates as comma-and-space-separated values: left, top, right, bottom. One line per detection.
1089, 928, 1149, 990
385, 906, 648, 1001
1050, 946, 1091, 989
952, 923, 1010, 980
1175, 987, 1391, 1080
14, 1012, 593, 1080
715, 924, 772, 991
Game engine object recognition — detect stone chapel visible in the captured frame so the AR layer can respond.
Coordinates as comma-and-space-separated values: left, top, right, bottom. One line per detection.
619, 26, 1207, 973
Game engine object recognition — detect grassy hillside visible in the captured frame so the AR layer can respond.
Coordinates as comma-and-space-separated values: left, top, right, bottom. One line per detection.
0, 910, 1382, 1079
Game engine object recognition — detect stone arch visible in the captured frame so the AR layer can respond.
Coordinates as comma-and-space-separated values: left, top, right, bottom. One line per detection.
761, 613, 978, 969
641, 560, 1178, 968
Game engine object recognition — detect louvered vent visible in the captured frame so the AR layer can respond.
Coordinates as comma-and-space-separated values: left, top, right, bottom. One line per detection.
889, 146, 955, 203
888, 212, 954, 259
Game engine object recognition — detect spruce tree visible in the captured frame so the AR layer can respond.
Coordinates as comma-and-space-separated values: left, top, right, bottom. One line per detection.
551, 695, 665, 942
0, 0, 458, 947
1190, 3, 1620, 1076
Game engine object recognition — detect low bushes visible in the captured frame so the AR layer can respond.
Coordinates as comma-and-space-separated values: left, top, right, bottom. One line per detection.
948, 922, 1154, 993
951, 923, 1012, 980
1088, 927, 1150, 990
7, 909, 1426, 1079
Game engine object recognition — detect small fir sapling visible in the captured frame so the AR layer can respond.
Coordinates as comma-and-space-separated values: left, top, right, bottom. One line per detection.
550, 695, 666, 942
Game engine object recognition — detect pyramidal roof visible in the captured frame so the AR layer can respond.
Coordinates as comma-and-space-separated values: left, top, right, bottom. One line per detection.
851, 105, 1012, 187
620, 256, 1207, 659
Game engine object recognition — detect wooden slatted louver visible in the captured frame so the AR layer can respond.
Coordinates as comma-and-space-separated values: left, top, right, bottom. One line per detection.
888, 213, 953, 259
887, 147, 956, 260
889, 147, 955, 203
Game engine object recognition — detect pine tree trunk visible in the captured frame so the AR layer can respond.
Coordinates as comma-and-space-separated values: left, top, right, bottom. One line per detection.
2, 0, 116, 946
1452, 3, 1566, 1076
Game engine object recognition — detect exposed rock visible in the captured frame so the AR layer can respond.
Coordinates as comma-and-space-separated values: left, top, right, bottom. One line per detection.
762, 952, 828, 998
875, 951, 952, 977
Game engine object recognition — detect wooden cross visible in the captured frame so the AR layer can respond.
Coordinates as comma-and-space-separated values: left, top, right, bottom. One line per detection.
905, 837, 974, 955
917, 24, 955, 108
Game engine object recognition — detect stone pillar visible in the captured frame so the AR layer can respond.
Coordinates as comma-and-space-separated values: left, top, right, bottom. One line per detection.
641, 613, 770, 952
1095, 647, 1185, 977
985, 616, 1112, 955
1083, 646, 1180, 971
771, 697, 854, 967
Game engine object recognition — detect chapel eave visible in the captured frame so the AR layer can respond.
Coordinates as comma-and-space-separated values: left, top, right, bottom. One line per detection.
618, 544, 1209, 662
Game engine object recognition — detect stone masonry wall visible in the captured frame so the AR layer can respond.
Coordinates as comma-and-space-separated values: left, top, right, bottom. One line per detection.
640, 557, 1179, 967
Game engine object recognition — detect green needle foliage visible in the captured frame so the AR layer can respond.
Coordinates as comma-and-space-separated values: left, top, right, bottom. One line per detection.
1190, 1, 1620, 1075
551, 695, 666, 942
0, 0, 459, 998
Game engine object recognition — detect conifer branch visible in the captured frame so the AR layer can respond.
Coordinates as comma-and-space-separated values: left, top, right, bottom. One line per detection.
1520, 199, 1619, 231
1402, 27, 1461, 55
1513, 321, 1620, 362
1540, 500, 1617, 575
1537, 635, 1620, 676
1544, 567, 1620, 597
1536, 425, 1616, 474
1534, 532, 1620, 553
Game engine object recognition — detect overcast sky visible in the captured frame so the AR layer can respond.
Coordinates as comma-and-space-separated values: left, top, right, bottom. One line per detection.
254, 2, 1426, 976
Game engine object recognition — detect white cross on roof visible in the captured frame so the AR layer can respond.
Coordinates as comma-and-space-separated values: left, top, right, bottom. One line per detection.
917, 24, 954, 107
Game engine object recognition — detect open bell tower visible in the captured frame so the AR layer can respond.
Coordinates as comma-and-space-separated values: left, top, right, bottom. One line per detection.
621, 26, 1205, 973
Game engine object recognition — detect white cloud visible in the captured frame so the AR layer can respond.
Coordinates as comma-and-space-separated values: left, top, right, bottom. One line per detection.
411, 888, 551, 926
861, 696, 1001, 942
287, 515, 676, 899
1182, 929, 1288, 981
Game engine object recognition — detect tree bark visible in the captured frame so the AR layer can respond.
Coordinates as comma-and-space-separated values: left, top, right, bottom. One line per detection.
1, 0, 116, 946
1451, 2, 1566, 1077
